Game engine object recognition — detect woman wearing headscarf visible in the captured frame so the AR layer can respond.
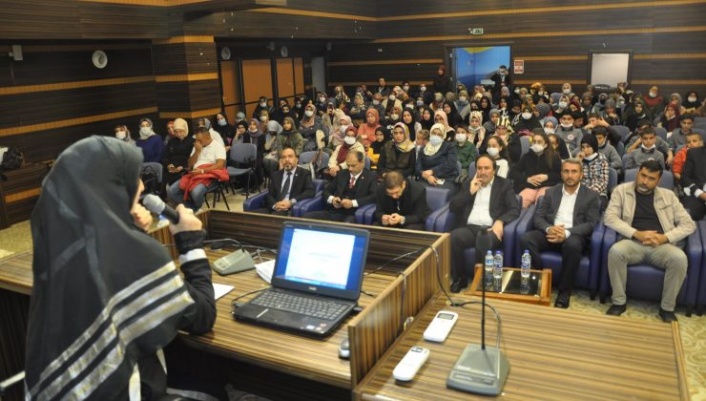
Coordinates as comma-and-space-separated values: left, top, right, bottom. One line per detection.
136, 117, 164, 163
358, 107, 381, 148
513, 104, 543, 137
114, 124, 134, 145
468, 111, 488, 154
419, 106, 434, 131
214, 112, 235, 147
26, 136, 217, 401
242, 118, 267, 184
416, 123, 459, 193
643, 85, 666, 117
622, 101, 651, 132
349, 91, 369, 121
328, 125, 365, 177
659, 103, 681, 132
443, 100, 463, 128
478, 96, 493, 123
162, 117, 195, 185
433, 109, 456, 142
455, 90, 472, 122
299, 103, 326, 152
682, 91, 702, 114
433, 64, 454, 95
378, 122, 416, 179
401, 108, 421, 142
367, 126, 388, 172
263, 120, 284, 177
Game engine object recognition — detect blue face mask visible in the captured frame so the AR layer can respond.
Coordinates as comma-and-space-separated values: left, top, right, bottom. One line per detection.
217, 119, 226, 126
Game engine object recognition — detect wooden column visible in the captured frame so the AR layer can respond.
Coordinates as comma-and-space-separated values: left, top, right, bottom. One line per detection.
151, 36, 222, 123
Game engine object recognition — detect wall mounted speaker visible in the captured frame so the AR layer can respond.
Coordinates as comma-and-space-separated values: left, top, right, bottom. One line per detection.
92, 50, 108, 69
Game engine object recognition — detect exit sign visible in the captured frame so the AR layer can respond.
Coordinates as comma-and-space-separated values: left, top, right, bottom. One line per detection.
470, 28, 484, 35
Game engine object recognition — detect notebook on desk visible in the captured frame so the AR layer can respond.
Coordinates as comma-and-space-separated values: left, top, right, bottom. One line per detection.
233, 221, 370, 338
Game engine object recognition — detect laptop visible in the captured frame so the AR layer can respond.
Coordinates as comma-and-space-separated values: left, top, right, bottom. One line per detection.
233, 221, 370, 338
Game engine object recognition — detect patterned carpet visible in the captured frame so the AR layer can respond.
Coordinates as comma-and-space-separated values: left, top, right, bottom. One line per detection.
2, 193, 704, 399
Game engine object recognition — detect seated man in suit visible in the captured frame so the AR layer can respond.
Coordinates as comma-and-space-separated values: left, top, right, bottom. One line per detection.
374, 171, 430, 230
304, 151, 377, 223
680, 132, 706, 220
255, 147, 315, 216
519, 159, 601, 308
604, 160, 695, 322
449, 155, 521, 293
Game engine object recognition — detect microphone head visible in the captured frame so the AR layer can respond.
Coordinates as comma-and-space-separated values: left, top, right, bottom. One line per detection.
142, 194, 166, 215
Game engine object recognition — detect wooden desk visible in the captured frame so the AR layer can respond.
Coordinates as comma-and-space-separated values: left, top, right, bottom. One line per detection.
354, 294, 689, 401
0, 211, 451, 396
469, 266, 552, 306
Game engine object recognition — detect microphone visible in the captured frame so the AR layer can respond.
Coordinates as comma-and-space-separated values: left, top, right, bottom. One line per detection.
143, 194, 179, 224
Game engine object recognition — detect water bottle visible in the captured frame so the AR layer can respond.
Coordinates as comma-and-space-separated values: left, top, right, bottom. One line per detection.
493, 250, 504, 279
521, 249, 531, 279
484, 250, 494, 284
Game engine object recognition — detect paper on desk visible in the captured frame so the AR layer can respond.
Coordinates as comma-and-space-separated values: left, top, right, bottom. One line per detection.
213, 283, 234, 300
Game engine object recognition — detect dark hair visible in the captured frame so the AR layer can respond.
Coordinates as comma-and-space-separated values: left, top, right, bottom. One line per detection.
475, 154, 497, 172
347, 150, 364, 163
532, 131, 558, 169
592, 127, 608, 138
279, 146, 296, 157
486, 135, 510, 160
681, 113, 695, 123
383, 171, 405, 189
456, 123, 469, 132
587, 113, 599, 120
639, 127, 656, 137
639, 160, 663, 177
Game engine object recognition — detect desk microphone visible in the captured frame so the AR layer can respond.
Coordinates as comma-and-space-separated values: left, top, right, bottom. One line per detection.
447, 259, 510, 396
143, 194, 179, 224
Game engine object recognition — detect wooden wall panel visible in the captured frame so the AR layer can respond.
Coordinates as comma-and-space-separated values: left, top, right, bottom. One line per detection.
276, 58, 295, 98
220, 61, 240, 104
242, 59, 273, 106
294, 57, 305, 94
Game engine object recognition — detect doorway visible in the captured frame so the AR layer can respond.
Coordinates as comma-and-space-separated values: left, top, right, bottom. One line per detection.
452, 46, 511, 91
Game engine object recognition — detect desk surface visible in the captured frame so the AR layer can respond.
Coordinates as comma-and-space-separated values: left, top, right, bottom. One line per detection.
354, 294, 689, 401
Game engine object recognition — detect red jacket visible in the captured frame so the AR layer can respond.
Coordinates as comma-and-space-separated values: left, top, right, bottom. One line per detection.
178, 164, 228, 201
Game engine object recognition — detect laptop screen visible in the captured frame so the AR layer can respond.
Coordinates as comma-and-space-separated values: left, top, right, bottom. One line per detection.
271, 221, 370, 300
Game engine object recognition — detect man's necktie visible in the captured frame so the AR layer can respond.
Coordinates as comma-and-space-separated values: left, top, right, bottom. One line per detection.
282, 172, 292, 200
348, 175, 356, 189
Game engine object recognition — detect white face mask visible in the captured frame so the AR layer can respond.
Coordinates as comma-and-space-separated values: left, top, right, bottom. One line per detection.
530, 144, 546, 154
344, 136, 357, 146
260, 116, 267, 122
649, 91, 657, 98
538, 91, 544, 96
390, 114, 399, 120
514, 88, 520, 94
641, 144, 656, 150
115, 131, 127, 140
560, 123, 573, 130
304, 110, 314, 117
140, 127, 152, 136
688, 96, 697, 103
487, 147, 500, 157
459, 96, 467, 103
416, 100, 424, 106
260, 101, 267, 107
521, 112, 532, 120
388, 95, 396, 101
558, 102, 568, 109
455, 133, 467, 143
402, 86, 410, 92
544, 127, 555, 135
429, 135, 443, 146
319, 97, 326, 103
420, 86, 426, 92
217, 119, 226, 126
372, 99, 380, 105
562, 88, 571, 95
584, 152, 598, 161
340, 125, 348, 134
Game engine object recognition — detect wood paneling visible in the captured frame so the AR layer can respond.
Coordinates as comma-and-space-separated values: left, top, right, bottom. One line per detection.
242, 59, 273, 113
276, 58, 294, 98
294, 57, 304, 94
219, 60, 240, 104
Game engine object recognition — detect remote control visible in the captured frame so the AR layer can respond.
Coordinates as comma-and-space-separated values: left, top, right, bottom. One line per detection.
423, 310, 458, 343
392, 346, 429, 381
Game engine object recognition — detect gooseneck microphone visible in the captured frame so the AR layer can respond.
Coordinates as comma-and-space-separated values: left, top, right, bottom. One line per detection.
142, 194, 180, 224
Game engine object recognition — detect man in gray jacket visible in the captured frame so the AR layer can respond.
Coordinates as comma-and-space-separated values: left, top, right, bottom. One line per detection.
603, 160, 695, 322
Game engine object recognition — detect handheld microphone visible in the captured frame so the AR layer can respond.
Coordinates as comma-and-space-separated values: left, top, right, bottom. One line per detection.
142, 194, 180, 224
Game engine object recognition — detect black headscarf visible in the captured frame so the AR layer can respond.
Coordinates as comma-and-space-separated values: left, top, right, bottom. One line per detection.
26, 136, 195, 400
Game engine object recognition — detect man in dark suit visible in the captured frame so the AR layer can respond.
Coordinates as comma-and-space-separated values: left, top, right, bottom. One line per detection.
374, 171, 430, 230
519, 159, 601, 308
449, 155, 521, 292
256, 147, 315, 216
304, 151, 376, 223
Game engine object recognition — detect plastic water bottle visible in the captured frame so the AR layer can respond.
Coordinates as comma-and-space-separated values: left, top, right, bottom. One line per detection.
521, 249, 531, 279
484, 250, 494, 282
493, 250, 504, 279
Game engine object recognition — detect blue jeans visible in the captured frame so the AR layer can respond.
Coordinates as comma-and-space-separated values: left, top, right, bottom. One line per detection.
167, 180, 218, 210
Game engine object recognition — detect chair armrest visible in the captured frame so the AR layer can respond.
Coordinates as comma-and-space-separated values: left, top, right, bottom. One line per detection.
588, 221, 606, 293
355, 203, 376, 225
425, 205, 447, 232
504, 206, 532, 267
295, 192, 325, 217
684, 220, 704, 308
433, 205, 455, 233
243, 190, 268, 211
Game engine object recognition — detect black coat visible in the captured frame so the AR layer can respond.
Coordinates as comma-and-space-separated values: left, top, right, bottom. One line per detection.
265, 166, 315, 209
374, 179, 430, 227
449, 176, 520, 230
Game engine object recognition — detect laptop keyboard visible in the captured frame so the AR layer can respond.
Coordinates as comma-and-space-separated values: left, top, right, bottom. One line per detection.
252, 290, 349, 320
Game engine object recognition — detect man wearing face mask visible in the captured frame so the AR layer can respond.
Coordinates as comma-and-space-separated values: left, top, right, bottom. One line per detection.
624, 127, 665, 170
604, 160, 695, 322
136, 117, 164, 163
555, 111, 584, 157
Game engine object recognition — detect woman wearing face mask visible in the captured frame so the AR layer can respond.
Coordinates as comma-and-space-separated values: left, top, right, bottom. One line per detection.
433, 109, 456, 142
261, 120, 284, 178
485, 135, 510, 178
242, 118, 267, 184
328, 125, 365, 177
642, 85, 665, 117
163, 117, 195, 185
416, 123, 459, 193
382, 92, 402, 119
510, 130, 562, 208
468, 111, 488, 153
300, 103, 326, 152
213, 112, 235, 147
682, 91, 702, 114
135, 117, 164, 163
455, 90, 471, 122
431, 92, 445, 111
554, 95, 570, 115
367, 127, 388, 171
401, 108, 421, 142
349, 92, 369, 121
378, 123, 416, 179
253, 96, 274, 119
358, 108, 382, 148
114, 124, 134, 145
454, 124, 477, 182
512, 105, 542, 136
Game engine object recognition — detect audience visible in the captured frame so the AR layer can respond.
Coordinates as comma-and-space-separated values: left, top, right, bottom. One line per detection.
257, 147, 315, 216
510, 131, 562, 208
374, 171, 430, 230
136, 117, 164, 163
416, 123, 459, 193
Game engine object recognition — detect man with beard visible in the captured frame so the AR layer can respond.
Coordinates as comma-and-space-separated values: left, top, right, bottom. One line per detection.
604, 160, 695, 322
257, 147, 314, 216
519, 159, 600, 308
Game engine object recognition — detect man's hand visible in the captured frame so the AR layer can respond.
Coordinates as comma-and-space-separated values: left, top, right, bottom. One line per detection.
638, 231, 668, 247
381, 214, 390, 226
489, 220, 504, 241
131, 203, 153, 232
469, 175, 481, 195
421, 169, 433, 180
666, 153, 674, 167
388, 213, 403, 226
332, 197, 342, 208
426, 175, 438, 185
193, 140, 203, 153
340, 199, 354, 209
698, 193, 706, 201
273, 200, 292, 211
329, 165, 340, 177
